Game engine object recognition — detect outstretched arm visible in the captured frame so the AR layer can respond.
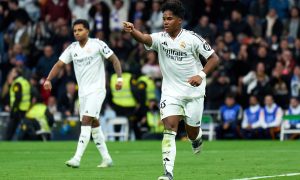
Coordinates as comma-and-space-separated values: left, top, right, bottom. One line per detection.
43, 60, 65, 91
108, 54, 123, 90
123, 21, 152, 47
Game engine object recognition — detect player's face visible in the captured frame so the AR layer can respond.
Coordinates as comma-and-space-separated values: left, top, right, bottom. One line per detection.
73, 24, 89, 42
163, 10, 182, 35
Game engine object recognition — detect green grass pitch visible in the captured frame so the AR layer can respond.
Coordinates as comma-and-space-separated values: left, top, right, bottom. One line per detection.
0, 141, 299, 180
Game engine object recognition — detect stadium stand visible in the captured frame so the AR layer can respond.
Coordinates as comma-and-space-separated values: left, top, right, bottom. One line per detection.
1, 0, 300, 140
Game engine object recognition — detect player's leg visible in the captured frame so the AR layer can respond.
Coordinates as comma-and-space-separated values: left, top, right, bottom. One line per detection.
158, 95, 183, 180
185, 124, 203, 154
158, 116, 181, 180
66, 115, 93, 168
184, 97, 204, 154
91, 119, 113, 168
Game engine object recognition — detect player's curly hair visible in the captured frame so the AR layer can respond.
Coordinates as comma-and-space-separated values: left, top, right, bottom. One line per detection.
73, 19, 90, 30
161, 0, 185, 19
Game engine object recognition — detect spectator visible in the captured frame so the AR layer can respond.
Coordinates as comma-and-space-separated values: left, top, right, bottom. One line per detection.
262, 8, 283, 39
103, 0, 129, 32
198, 0, 219, 24
19, 0, 40, 22
141, 51, 161, 80
5, 68, 31, 140
141, 99, 164, 140
41, 0, 70, 23
47, 96, 59, 116
282, 97, 300, 139
88, 1, 110, 38
249, 0, 269, 20
229, 9, 252, 37
216, 94, 243, 139
270, 61, 290, 108
246, 15, 262, 38
68, 0, 92, 23
284, 7, 300, 40
146, 1, 163, 33
269, 0, 290, 21
2, 0, 30, 30
279, 49, 296, 75
290, 65, 300, 97
206, 71, 231, 110
19, 95, 54, 141
241, 62, 272, 103
285, 97, 300, 127
261, 95, 283, 139
292, 38, 300, 63
193, 15, 215, 43
5, 18, 31, 56
30, 20, 52, 64
129, 0, 148, 23
241, 95, 264, 139
36, 45, 57, 78
58, 81, 78, 117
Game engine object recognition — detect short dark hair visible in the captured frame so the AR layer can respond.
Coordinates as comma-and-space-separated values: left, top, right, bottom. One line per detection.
161, 0, 185, 19
73, 19, 90, 30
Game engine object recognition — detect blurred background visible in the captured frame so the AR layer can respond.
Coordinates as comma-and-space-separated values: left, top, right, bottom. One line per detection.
0, 0, 300, 142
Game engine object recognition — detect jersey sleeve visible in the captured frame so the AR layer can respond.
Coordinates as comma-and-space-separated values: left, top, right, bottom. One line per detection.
144, 32, 160, 51
193, 34, 214, 59
59, 44, 73, 64
97, 40, 114, 59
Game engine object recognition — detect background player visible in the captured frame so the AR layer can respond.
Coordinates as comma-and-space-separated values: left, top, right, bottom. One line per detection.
44, 19, 123, 168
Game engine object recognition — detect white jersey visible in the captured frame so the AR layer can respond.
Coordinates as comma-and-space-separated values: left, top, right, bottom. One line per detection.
59, 38, 113, 97
145, 29, 214, 98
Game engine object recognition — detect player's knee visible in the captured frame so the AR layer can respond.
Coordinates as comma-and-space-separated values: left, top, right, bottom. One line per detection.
164, 123, 178, 132
81, 116, 93, 126
92, 119, 100, 127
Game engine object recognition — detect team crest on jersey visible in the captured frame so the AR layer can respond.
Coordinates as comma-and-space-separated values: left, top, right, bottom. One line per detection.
179, 41, 186, 49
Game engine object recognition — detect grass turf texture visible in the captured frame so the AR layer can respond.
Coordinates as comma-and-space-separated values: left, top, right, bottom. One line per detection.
0, 141, 299, 180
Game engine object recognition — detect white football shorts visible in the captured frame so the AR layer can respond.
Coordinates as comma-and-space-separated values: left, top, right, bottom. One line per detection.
159, 94, 204, 127
79, 89, 106, 121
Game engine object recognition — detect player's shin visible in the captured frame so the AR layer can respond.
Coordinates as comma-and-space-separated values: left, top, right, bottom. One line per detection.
74, 126, 92, 161
92, 126, 112, 161
162, 130, 177, 177
189, 128, 203, 154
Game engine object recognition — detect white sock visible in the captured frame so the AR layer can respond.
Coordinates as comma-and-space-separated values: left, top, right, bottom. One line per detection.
189, 128, 203, 142
74, 126, 92, 161
162, 130, 176, 176
92, 126, 112, 161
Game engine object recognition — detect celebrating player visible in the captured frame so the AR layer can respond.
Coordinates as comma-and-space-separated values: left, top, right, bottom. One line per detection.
44, 19, 123, 168
123, 1, 220, 179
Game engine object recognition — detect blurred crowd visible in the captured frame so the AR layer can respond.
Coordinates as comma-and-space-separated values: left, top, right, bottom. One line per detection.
0, 0, 300, 140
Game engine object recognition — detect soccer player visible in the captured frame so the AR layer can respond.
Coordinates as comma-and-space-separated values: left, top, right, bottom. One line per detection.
43, 19, 123, 168
123, 1, 220, 179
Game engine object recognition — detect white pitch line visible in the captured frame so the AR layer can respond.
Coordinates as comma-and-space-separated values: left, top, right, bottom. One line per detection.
231, 172, 300, 180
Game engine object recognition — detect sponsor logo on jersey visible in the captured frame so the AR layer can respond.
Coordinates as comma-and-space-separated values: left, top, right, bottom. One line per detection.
162, 46, 187, 61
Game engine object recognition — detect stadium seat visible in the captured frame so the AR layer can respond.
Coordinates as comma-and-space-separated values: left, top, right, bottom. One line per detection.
201, 115, 215, 141
280, 115, 300, 141
105, 117, 129, 141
